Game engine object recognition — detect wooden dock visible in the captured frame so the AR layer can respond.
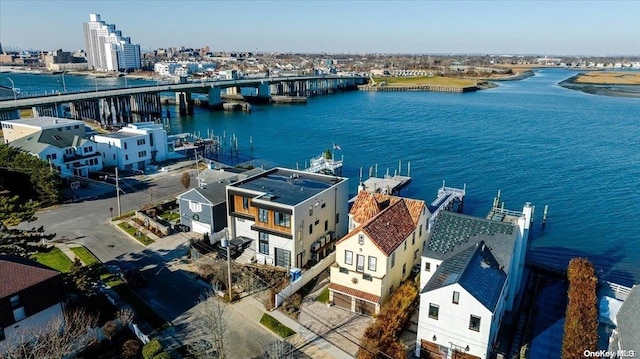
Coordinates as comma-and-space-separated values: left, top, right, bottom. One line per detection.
360, 175, 411, 195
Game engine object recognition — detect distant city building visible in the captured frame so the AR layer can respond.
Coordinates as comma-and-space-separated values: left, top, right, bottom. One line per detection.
43, 49, 89, 72
153, 61, 216, 77
83, 13, 141, 72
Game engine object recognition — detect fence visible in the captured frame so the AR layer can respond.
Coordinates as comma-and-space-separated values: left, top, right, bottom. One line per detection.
135, 211, 170, 236
128, 322, 151, 344
274, 252, 336, 308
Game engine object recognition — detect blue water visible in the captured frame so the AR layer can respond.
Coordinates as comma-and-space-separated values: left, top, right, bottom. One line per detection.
6, 69, 640, 285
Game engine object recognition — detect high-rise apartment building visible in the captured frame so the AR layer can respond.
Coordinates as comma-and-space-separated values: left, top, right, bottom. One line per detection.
83, 13, 141, 72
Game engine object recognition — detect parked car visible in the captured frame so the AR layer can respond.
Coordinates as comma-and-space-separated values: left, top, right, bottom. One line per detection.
174, 223, 190, 232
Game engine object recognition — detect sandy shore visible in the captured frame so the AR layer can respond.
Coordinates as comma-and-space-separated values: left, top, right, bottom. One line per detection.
559, 74, 640, 98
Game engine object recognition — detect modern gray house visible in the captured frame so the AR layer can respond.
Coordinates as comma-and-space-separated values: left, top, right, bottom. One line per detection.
177, 167, 264, 235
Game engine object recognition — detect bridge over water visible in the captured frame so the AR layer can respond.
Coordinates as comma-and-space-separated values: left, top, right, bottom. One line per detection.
0, 75, 367, 123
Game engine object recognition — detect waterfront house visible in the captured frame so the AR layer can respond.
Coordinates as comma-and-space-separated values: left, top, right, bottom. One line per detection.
0, 255, 65, 351
1, 116, 86, 145
177, 167, 264, 235
93, 122, 169, 172
415, 203, 532, 359
8, 128, 102, 178
226, 168, 348, 268
609, 285, 640, 353
328, 191, 428, 316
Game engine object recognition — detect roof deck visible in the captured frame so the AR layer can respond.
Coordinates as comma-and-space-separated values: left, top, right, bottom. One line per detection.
230, 168, 346, 206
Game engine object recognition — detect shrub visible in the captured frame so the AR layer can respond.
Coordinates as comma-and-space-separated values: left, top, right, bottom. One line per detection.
153, 352, 171, 359
142, 339, 163, 359
260, 313, 295, 338
562, 258, 598, 359
122, 339, 142, 359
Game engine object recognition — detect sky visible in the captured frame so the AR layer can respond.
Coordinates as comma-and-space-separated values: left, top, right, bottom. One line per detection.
1, 0, 639, 56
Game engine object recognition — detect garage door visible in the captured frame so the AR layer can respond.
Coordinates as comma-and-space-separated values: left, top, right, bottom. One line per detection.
452, 350, 480, 359
191, 220, 211, 234
333, 292, 352, 311
420, 340, 442, 359
356, 299, 376, 316
274, 248, 291, 268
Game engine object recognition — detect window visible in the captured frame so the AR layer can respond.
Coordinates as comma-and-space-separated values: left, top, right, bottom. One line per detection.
336, 212, 340, 223
149, 134, 154, 146
339, 266, 348, 274
124, 142, 128, 149
412, 232, 416, 245
345, 250, 353, 265
428, 304, 439, 320
275, 212, 290, 227
308, 224, 313, 235
358, 234, 364, 245
137, 138, 146, 145
321, 203, 326, 208
391, 251, 395, 268
469, 315, 481, 332
242, 197, 249, 210
259, 233, 269, 254
356, 254, 365, 272
125, 155, 129, 161
87, 146, 93, 152
368, 256, 377, 271
309, 206, 313, 216
419, 224, 423, 237
11, 295, 25, 322
363, 273, 372, 281
402, 263, 406, 275
425, 262, 431, 272
404, 240, 407, 251
414, 249, 419, 260
324, 220, 328, 231
74, 125, 80, 129
189, 201, 202, 213
138, 151, 147, 158
66, 126, 71, 130
258, 208, 268, 223
10, 295, 21, 308
453, 291, 460, 305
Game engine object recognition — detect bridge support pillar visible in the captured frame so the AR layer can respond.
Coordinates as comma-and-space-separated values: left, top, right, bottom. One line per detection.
226, 87, 239, 95
256, 82, 270, 99
176, 92, 192, 116
208, 86, 222, 107
32, 104, 64, 118
0, 109, 20, 120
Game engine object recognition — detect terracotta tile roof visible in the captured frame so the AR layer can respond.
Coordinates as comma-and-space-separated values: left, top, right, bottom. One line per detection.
349, 191, 426, 226
0, 255, 61, 299
329, 282, 381, 304
362, 199, 416, 256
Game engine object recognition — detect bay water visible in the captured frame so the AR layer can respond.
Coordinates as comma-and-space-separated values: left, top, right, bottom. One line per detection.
6, 69, 639, 285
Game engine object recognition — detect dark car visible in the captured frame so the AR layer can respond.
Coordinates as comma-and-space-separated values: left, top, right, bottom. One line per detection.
174, 223, 190, 232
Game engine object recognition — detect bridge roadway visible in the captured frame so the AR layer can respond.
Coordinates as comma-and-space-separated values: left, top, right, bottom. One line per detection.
0, 75, 366, 110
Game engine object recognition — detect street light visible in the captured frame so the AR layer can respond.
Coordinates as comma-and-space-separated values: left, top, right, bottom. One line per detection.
6, 77, 17, 106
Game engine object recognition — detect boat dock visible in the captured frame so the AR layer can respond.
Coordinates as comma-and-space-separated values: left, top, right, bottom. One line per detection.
360, 174, 411, 195
300, 153, 343, 176
428, 181, 466, 230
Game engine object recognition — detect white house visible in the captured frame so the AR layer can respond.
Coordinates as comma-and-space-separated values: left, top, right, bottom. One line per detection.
226, 168, 348, 269
8, 128, 102, 178
92, 122, 169, 171
1, 117, 86, 144
415, 203, 532, 359
329, 191, 428, 315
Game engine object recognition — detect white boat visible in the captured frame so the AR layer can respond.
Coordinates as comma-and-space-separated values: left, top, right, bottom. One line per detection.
304, 152, 343, 176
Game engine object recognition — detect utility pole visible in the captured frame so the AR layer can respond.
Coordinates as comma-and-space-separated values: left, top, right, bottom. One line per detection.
226, 229, 232, 302
115, 167, 122, 217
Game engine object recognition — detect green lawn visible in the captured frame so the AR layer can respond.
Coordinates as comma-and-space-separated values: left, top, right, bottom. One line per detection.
259, 313, 296, 338
316, 288, 329, 303
159, 212, 179, 221
31, 247, 73, 273
70, 246, 99, 266
117, 222, 155, 245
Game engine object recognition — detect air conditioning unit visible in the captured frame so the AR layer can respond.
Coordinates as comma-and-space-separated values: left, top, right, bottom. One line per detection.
311, 241, 321, 252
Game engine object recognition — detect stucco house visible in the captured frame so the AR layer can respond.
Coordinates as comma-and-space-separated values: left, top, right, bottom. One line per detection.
329, 191, 428, 316
415, 203, 532, 359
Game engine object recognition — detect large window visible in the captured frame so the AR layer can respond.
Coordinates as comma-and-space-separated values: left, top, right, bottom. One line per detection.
368, 256, 377, 271
428, 303, 439, 320
356, 254, 365, 272
345, 250, 353, 265
425, 262, 431, 272
258, 208, 268, 223
189, 201, 202, 213
275, 212, 290, 227
242, 197, 249, 210
259, 233, 269, 254
453, 291, 460, 304
469, 315, 481, 331
10, 295, 25, 322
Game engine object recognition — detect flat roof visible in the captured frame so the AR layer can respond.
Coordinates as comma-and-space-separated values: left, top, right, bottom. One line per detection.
2, 116, 83, 128
94, 131, 142, 139
231, 168, 346, 206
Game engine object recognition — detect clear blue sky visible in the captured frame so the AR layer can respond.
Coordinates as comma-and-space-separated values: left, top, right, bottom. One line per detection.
1, 0, 639, 55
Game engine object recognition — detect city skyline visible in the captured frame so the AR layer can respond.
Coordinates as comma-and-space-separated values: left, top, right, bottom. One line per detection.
1, 0, 639, 56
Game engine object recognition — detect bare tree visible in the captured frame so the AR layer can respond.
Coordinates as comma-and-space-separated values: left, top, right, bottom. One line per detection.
195, 291, 228, 359
263, 339, 295, 359
181, 171, 191, 190
3, 308, 99, 359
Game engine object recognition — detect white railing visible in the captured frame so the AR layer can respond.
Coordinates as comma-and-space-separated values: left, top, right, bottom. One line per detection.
605, 281, 632, 300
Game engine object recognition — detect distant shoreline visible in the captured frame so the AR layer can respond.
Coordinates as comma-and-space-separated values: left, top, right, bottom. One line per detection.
559, 74, 640, 98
